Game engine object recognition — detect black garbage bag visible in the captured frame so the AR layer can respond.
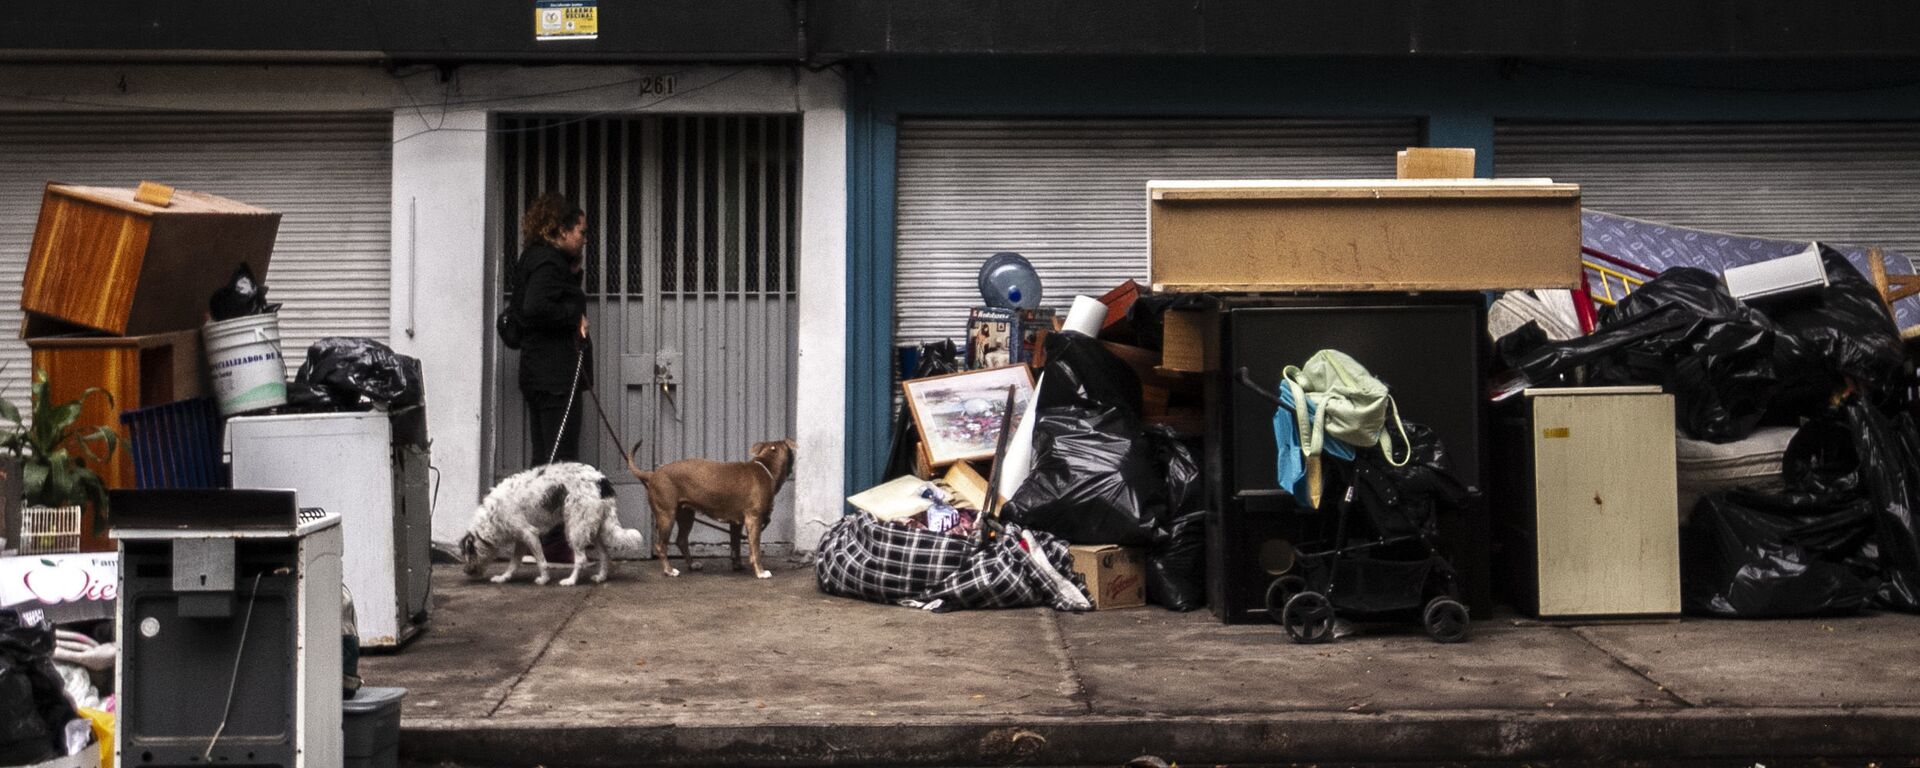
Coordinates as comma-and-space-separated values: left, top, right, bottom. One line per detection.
1144, 427, 1205, 611
1350, 422, 1473, 540
1681, 488, 1879, 617
1001, 406, 1168, 547
1677, 408, 1893, 618
1035, 331, 1142, 421
290, 337, 425, 410
1492, 320, 1553, 378
207, 263, 282, 321
1766, 245, 1910, 415
1840, 398, 1920, 612
1511, 268, 1780, 442
1002, 332, 1164, 546
884, 340, 961, 479
0, 610, 78, 765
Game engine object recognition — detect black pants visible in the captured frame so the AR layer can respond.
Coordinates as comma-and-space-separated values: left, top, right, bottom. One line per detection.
525, 390, 582, 466
526, 389, 583, 560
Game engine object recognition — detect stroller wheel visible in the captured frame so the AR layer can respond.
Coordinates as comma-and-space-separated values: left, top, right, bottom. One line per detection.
1281, 591, 1334, 644
1263, 575, 1309, 621
1423, 597, 1471, 643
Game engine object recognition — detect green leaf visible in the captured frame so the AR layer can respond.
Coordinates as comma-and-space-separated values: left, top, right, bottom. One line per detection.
79, 386, 113, 410
47, 459, 76, 508
21, 461, 47, 503
0, 397, 19, 426
77, 427, 118, 464
47, 402, 81, 433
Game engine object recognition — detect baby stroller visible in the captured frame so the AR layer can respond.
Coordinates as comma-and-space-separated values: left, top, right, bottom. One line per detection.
1237, 369, 1472, 644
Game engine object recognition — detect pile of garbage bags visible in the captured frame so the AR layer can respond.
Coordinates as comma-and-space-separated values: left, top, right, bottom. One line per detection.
0, 611, 90, 765
1499, 247, 1920, 617
1000, 331, 1208, 611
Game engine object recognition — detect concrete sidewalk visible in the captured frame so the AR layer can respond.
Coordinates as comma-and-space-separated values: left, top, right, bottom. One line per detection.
366, 561, 1920, 767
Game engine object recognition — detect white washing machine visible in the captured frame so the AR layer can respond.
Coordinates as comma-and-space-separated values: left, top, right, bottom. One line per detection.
229, 410, 431, 649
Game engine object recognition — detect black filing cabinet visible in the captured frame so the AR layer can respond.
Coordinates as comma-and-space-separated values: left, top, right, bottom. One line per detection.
1203, 294, 1490, 623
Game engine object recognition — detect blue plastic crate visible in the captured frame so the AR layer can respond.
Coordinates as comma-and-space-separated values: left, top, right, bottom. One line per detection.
119, 397, 227, 489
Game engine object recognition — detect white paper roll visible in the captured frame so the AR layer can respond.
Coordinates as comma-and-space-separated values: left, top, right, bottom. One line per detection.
996, 295, 1109, 506
1064, 295, 1108, 336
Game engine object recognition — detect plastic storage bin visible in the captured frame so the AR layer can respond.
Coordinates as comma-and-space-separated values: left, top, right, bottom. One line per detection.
343, 686, 406, 768
119, 397, 226, 489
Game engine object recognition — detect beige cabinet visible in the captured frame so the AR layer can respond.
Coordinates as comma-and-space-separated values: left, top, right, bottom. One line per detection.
1520, 387, 1680, 618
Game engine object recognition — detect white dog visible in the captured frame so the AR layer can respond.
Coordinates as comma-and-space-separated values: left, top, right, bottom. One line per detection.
460, 462, 645, 586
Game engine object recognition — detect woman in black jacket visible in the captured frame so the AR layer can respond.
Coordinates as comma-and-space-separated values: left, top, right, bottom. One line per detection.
514, 193, 593, 465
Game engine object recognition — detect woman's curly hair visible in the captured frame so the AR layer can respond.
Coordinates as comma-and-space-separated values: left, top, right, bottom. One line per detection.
520, 193, 585, 250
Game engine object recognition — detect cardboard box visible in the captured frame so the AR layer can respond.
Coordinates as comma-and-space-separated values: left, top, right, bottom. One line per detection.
23, 183, 279, 337
1147, 179, 1580, 293
1396, 147, 1476, 179
1159, 307, 1218, 373
942, 461, 990, 512
1069, 544, 1147, 610
1723, 244, 1828, 303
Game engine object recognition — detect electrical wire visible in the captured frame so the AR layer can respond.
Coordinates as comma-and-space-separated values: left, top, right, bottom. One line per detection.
0, 64, 729, 121
389, 67, 755, 145
203, 570, 266, 762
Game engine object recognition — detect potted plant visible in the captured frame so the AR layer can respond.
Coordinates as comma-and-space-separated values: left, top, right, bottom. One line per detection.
0, 370, 117, 554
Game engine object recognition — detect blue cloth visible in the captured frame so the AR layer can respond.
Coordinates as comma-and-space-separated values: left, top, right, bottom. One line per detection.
1272, 384, 1354, 499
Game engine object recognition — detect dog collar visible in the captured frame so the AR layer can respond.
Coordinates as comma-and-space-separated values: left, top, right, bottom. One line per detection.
751, 457, 776, 483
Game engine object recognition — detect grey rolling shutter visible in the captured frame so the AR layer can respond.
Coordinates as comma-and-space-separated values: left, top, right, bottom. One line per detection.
1495, 121, 1920, 267
894, 118, 1422, 347
0, 112, 392, 399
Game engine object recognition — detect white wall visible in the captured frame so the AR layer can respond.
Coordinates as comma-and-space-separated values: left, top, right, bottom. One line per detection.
388, 109, 490, 544
0, 62, 849, 549
793, 74, 849, 551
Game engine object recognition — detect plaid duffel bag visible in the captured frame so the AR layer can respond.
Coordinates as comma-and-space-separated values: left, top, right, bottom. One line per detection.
814, 512, 1090, 612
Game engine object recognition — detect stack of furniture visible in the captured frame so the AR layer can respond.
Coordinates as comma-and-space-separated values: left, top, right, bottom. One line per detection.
20, 182, 279, 548
1146, 169, 1582, 623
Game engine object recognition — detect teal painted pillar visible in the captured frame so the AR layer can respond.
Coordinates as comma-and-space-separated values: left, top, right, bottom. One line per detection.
1423, 113, 1495, 178
843, 78, 897, 502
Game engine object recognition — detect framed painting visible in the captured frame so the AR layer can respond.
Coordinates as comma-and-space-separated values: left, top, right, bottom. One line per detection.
901, 364, 1036, 467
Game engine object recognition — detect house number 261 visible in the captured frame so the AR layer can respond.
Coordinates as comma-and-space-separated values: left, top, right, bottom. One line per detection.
640, 76, 677, 97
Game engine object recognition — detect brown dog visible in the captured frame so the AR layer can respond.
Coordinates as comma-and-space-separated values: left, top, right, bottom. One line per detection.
626, 439, 796, 579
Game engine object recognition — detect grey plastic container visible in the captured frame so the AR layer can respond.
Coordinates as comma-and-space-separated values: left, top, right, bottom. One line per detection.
343, 686, 406, 768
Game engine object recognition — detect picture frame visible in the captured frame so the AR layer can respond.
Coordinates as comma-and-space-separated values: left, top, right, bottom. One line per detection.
901, 364, 1036, 467
964, 307, 1019, 370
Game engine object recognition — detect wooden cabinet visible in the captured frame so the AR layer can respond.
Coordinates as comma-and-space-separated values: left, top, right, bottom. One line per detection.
1498, 387, 1680, 618
23, 183, 277, 336
1146, 179, 1581, 293
27, 330, 207, 549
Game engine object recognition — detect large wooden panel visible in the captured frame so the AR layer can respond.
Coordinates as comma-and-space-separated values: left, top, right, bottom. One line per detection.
1529, 389, 1680, 617
1148, 179, 1581, 292
23, 184, 278, 336
28, 329, 206, 550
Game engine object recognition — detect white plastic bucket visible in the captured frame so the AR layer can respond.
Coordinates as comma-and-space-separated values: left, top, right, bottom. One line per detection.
203, 313, 289, 416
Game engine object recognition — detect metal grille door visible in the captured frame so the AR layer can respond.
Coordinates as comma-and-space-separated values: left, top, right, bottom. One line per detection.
495, 115, 800, 549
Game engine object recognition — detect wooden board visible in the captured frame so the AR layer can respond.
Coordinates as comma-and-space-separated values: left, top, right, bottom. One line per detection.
1529, 391, 1680, 618
1396, 147, 1476, 179
23, 183, 279, 337
1148, 179, 1581, 293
